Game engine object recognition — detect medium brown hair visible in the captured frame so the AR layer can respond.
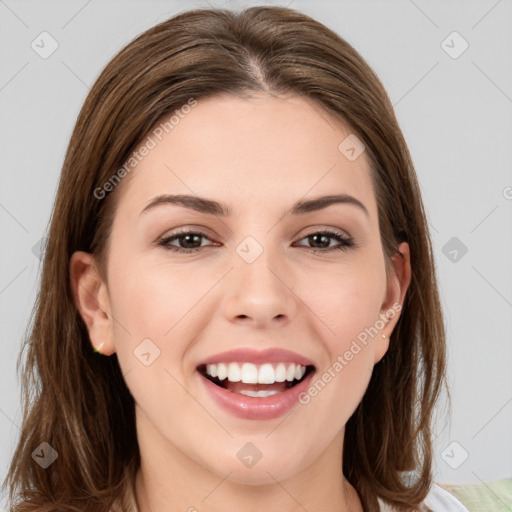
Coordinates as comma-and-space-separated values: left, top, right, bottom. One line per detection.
4, 6, 449, 511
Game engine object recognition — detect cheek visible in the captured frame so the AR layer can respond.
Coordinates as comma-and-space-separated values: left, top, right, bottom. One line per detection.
299, 268, 383, 421
108, 257, 198, 336
105, 257, 201, 389
303, 259, 386, 346
106, 260, 200, 417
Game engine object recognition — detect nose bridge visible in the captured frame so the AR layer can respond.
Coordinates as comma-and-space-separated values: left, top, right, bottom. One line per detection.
222, 235, 297, 325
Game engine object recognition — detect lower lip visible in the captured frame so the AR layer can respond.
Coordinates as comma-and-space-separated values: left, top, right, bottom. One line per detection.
198, 370, 315, 420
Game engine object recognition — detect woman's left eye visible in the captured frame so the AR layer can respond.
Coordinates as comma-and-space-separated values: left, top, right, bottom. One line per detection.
294, 230, 354, 252
158, 229, 354, 253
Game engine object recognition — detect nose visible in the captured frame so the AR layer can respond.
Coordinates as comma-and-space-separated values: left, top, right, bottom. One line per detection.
221, 249, 298, 329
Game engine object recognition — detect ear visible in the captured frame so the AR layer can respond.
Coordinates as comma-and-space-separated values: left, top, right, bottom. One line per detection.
374, 241, 411, 364
69, 251, 116, 356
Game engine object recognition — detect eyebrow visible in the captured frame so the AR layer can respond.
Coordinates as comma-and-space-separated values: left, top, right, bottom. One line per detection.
139, 193, 369, 218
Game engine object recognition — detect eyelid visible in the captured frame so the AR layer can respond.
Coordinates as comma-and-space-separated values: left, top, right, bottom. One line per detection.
158, 225, 216, 240
300, 225, 351, 238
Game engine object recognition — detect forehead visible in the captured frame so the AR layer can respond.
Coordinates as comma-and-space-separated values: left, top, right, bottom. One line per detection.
115, 93, 377, 218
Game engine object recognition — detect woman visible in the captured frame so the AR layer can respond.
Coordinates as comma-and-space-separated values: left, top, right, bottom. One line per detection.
3, 6, 469, 512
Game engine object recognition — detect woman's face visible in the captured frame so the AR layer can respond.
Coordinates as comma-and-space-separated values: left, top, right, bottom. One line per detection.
73, 93, 410, 486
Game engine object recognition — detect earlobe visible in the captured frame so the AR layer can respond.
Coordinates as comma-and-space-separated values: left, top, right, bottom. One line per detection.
69, 251, 116, 356
374, 332, 390, 364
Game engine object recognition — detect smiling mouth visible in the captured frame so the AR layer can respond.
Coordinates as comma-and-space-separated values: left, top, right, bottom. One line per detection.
197, 364, 316, 395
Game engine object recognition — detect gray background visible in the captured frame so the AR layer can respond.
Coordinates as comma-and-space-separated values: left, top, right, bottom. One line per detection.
1, 0, 511, 508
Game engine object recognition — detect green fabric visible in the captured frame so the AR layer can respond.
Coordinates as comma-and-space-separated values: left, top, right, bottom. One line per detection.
440, 478, 512, 512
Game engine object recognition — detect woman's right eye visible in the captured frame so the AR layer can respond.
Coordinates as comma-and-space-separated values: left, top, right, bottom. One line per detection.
158, 230, 214, 253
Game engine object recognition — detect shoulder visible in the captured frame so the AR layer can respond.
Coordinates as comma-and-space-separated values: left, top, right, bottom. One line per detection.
378, 482, 470, 512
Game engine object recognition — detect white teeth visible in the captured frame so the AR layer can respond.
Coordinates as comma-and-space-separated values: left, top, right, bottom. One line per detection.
207, 364, 218, 378
217, 363, 227, 381
241, 362, 259, 383
258, 363, 275, 384
275, 363, 287, 382
204, 362, 308, 384
227, 362, 241, 382
239, 389, 280, 397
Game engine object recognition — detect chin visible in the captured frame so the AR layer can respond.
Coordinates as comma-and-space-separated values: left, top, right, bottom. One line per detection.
202, 450, 308, 486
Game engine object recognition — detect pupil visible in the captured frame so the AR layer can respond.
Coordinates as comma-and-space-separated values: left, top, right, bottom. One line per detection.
182, 234, 200, 248
310, 234, 329, 248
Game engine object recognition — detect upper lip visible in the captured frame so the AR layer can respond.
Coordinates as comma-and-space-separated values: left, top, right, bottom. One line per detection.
197, 348, 315, 368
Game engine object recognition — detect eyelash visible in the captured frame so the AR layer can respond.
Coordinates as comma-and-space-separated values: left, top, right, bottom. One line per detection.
157, 229, 355, 254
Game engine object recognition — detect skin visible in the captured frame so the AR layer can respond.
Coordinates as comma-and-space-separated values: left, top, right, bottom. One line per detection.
71, 92, 411, 512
